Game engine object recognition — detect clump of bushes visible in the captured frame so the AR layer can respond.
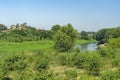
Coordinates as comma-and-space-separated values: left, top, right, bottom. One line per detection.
34, 51, 49, 72
85, 52, 101, 76
34, 71, 54, 80
64, 69, 78, 80
0, 54, 26, 72
35, 57, 49, 72
112, 54, 120, 67
58, 53, 75, 66
74, 53, 87, 68
58, 52, 101, 76
100, 70, 119, 80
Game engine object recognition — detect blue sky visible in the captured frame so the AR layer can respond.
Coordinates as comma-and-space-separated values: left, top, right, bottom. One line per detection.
0, 0, 120, 32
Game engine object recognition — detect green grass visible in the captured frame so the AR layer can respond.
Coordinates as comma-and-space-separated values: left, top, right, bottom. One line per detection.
0, 40, 54, 53
75, 39, 97, 44
0, 40, 119, 80
0, 39, 97, 53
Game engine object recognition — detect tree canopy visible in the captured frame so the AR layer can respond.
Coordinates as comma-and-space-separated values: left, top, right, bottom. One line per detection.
53, 24, 77, 52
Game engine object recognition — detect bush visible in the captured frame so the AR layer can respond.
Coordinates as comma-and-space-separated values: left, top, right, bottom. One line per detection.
58, 53, 67, 65
74, 53, 87, 68
98, 48, 116, 58
64, 69, 78, 80
0, 55, 26, 72
108, 38, 120, 49
35, 56, 49, 72
2, 77, 13, 80
100, 70, 119, 80
54, 31, 74, 52
34, 71, 54, 80
112, 55, 120, 67
85, 52, 101, 76
98, 48, 108, 57
53, 24, 77, 52
79, 75, 97, 80
58, 53, 75, 66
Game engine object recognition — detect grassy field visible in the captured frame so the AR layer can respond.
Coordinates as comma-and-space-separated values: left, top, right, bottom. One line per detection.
0, 39, 96, 53
75, 39, 97, 44
0, 40, 119, 80
0, 40, 54, 53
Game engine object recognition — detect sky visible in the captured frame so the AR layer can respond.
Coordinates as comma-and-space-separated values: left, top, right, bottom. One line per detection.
0, 0, 120, 32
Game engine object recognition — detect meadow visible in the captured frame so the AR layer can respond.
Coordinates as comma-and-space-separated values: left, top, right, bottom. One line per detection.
0, 40, 54, 53
0, 24, 120, 80
0, 39, 120, 80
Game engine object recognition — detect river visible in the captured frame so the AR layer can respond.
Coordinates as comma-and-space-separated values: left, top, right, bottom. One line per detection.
75, 43, 98, 52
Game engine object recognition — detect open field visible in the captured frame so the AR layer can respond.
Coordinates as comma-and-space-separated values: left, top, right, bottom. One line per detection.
0, 39, 120, 80
0, 40, 54, 53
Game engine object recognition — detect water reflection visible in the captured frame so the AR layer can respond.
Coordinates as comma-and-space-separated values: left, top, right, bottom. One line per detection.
75, 43, 97, 52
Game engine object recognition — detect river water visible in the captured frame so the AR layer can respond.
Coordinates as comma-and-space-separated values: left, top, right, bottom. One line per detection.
75, 43, 98, 52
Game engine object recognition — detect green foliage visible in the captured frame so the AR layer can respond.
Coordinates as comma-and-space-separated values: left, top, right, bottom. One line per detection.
51, 24, 61, 36
98, 48, 108, 57
0, 24, 7, 31
85, 52, 101, 76
108, 38, 120, 49
60, 24, 77, 42
39, 30, 52, 40
0, 29, 42, 42
74, 53, 87, 68
2, 77, 13, 80
58, 53, 68, 65
0, 54, 26, 72
98, 47, 117, 58
34, 51, 49, 72
35, 57, 49, 72
96, 27, 120, 43
34, 71, 54, 80
53, 23, 77, 52
79, 75, 97, 80
58, 53, 75, 66
54, 31, 73, 52
64, 69, 78, 80
80, 31, 88, 40
100, 70, 119, 80
112, 56, 120, 67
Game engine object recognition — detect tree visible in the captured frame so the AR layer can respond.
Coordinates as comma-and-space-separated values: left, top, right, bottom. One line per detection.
0, 24, 7, 31
80, 31, 88, 40
85, 52, 101, 76
53, 24, 77, 52
96, 26, 120, 44
51, 24, 61, 35
60, 23, 77, 42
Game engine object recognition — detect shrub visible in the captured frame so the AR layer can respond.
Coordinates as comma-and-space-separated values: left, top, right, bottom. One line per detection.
54, 31, 74, 52
58, 53, 67, 65
64, 69, 78, 80
58, 53, 75, 66
79, 75, 97, 80
35, 57, 49, 72
108, 38, 120, 49
112, 55, 120, 67
0, 55, 26, 72
74, 53, 87, 68
98, 48, 116, 58
53, 24, 77, 52
85, 52, 101, 76
2, 77, 13, 80
100, 70, 119, 80
34, 71, 54, 80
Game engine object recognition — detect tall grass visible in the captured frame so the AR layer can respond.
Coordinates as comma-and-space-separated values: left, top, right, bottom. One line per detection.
0, 40, 54, 53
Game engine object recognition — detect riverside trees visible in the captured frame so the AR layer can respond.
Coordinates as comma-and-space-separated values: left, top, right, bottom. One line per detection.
53, 24, 77, 52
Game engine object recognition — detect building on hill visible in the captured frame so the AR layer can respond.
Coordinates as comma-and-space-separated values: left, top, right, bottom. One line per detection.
10, 23, 28, 30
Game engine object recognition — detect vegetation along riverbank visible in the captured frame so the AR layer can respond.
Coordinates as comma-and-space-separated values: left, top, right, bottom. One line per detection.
0, 23, 120, 80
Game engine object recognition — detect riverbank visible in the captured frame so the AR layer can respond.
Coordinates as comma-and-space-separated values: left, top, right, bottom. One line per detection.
75, 39, 97, 44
